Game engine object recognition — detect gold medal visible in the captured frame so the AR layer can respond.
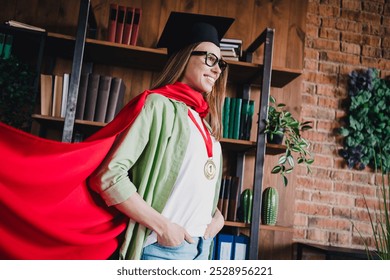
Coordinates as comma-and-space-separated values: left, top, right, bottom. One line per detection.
204, 158, 216, 180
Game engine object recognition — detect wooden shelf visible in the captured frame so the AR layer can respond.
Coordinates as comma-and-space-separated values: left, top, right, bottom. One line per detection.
45, 32, 300, 87
224, 221, 293, 233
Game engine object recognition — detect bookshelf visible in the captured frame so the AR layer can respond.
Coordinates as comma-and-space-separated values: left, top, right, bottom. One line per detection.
30, 0, 301, 259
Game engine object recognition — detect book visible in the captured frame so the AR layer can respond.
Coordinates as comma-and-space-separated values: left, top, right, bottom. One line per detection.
130, 8, 141, 45
222, 97, 230, 138
105, 77, 125, 123
239, 99, 249, 140
94, 75, 112, 122
244, 100, 255, 140
215, 234, 234, 260
5, 20, 46, 32
227, 176, 240, 222
217, 176, 226, 211
228, 98, 236, 138
232, 98, 242, 139
60, 73, 70, 118
122, 7, 135, 45
107, 3, 118, 42
2, 34, 13, 59
51, 75, 63, 117
115, 5, 126, 43
83, 74, 100, 121
40, 74, 53, 116
75, 73, 89, 120
222, 176, 232, 220
233, 235, 249, 260
0, 33, 5, 57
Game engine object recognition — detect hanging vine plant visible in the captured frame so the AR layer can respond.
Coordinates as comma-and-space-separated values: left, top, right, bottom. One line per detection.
338, 68, 390, 173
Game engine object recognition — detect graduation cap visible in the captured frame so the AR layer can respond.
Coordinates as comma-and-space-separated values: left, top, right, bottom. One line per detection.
157, 12, 234, 56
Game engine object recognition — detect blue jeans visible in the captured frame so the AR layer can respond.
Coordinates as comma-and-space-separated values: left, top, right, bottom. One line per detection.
141, 237, 212, 260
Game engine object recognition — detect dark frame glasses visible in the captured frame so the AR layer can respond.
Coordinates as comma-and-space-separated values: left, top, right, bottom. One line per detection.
191, 51, 228, 72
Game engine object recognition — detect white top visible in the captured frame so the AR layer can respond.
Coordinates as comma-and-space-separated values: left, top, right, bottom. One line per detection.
144, 108, 222, 247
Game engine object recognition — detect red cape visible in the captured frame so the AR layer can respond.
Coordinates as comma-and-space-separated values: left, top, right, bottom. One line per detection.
0, 82, 207, 259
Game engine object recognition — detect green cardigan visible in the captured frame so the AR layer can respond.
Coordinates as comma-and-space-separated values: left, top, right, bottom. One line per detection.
89, 94, 222, 260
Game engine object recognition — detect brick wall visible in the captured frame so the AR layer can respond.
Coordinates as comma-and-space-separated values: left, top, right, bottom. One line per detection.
294, 0, 390, 249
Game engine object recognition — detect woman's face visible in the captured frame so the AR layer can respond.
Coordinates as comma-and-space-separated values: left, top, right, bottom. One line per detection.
180, 42, 222, 93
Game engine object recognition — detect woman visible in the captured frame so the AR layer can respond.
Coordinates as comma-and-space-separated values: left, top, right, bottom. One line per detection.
89, 12, 234, 260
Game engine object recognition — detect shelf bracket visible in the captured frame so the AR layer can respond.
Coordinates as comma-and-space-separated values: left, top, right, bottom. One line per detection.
62, 0, 90, 142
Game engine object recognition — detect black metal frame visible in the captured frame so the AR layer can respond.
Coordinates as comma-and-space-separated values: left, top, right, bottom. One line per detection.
239, 28, 274, 260
62, 0, 90, 143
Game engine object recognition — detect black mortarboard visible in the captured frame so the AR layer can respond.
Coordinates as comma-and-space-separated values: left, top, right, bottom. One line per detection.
157, 12, 234, 56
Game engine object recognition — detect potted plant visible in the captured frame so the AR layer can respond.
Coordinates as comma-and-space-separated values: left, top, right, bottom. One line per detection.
264, 96, 314, 187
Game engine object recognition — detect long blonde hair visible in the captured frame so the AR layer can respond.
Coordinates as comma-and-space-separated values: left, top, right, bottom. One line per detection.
152, 43, 228, 140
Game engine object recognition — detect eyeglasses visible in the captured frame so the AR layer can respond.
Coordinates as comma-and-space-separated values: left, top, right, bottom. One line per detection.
191, 51, 228, 72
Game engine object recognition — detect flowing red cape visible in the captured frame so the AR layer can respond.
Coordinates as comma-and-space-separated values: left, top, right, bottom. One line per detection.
0, 82, 208, 259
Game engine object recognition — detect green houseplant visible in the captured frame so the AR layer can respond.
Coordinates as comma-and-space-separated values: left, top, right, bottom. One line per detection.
339, 68, 390, 173
264, 96, 314, 187
0, 55, 36, 131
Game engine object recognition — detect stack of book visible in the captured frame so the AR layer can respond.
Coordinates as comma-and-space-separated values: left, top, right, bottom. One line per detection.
40, 73, 126, 124
220, 38, 242, 61
108, 4, 142, 46
222, 97, 255, 140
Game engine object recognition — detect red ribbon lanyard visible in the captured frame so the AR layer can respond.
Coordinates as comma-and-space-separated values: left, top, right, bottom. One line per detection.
188, 110, 213, 158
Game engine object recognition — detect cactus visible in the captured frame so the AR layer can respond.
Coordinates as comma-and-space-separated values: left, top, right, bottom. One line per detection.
261, 187, 279, 225
241, 189, 253, 224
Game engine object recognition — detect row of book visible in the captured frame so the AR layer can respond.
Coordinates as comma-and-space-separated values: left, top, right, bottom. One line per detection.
40, 73, 126, 123
218, 176, 253, 224
212, 233, 249, 260
220, 38, 242, 62
108, 4, 142, 45
223, 97, 255, 140
0, 33, 13, 59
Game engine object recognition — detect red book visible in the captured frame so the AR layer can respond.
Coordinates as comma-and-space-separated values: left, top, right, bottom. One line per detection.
122, 7, 135, 45
107, 3, 118, 42
130, 8, 142, 46
115, 5, 126, 43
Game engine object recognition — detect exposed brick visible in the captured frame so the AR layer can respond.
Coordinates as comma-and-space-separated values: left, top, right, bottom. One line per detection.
362, 45, 382, 58
304, 59, 319, 71
317, 84, 337, 97
319, 50, 360, 65
362, 35, 381, 47
352, 172, 375, 185
296, 202, 332, 216
362, 1, 384, 13
304, 48, 319, 60
306, 25, 319, 38
362, 22, 384, 36
361, 56, 381, 68
350, 208, 371, 222
307, 229, 329, 242
362, 11, 382, 25
319, 61, 339, 74
334, 182, 376, 196
340, 9, 362, 21
307, 14, 321, 26
321, 18, 337, 28
332, 206, 351, 219
319, 27, 340, 40
317, 119, 338, 132
302, 93, 318, 105
294, 214, 308, 227
308, 217, 352, 231
318, 95, 339, 109
341, 32, 363, 44
319, 5, 340, 17
312, 38, 340, 51
329, 232, 352, 246
313, 178, 334, 190
335, 19, 362, 33
341, 0, 361, 11
340, 42, 361, 55
306, 71, 339, 85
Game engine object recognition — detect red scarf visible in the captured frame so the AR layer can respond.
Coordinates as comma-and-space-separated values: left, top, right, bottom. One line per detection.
0, 82, 207, 259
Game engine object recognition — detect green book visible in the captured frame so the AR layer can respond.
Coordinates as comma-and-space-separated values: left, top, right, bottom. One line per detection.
0, 33, 5, 57
2, 34, 13, 59
239, 99, 249, 140
228, 97, 237, 138
232, 98, 242, 139
244, 100, 255, 140
222, 97, 231, 138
